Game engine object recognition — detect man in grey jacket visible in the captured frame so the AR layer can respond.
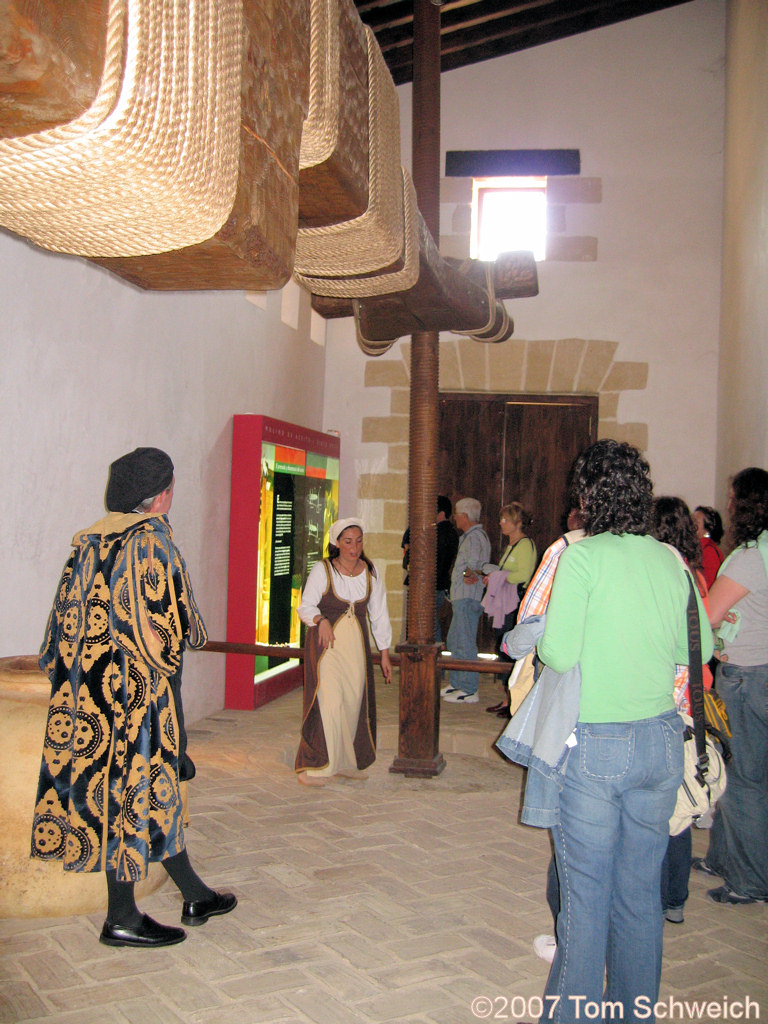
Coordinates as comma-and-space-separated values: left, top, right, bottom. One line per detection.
441, 497, 491, 703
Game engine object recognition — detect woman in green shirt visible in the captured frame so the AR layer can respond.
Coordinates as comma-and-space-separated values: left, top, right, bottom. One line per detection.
484, 502, 537, 716
538, 440, 712, 1023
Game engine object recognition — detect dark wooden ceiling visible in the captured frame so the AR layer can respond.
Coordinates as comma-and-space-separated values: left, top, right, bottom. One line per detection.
353, 0, 691, 86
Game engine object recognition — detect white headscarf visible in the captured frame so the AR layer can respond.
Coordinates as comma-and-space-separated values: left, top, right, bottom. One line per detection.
329, 517, 365, 546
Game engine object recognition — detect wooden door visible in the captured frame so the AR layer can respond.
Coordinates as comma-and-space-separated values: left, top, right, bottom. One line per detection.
437, 396, 505, 548
438, 392, 597, 651
500, 396, 597, 558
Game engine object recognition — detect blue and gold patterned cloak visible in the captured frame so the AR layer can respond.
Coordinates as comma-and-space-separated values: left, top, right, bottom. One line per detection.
31, 512, 207, 882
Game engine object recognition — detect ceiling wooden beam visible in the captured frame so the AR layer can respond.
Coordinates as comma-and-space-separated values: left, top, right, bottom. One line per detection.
354, 0, 690, 85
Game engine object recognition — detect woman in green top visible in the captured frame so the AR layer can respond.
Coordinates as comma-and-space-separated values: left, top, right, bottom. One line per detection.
537, 440, 712, 1023
484, 502, 536, 716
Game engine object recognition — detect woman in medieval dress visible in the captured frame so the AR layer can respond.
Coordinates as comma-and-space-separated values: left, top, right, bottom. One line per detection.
295, 518, 392, 786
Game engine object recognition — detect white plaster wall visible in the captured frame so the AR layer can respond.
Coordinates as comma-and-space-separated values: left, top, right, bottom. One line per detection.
716, 0, 768, 504
323, 318, 394, 519
326, 0, 726, 514
0, 232, 326, 723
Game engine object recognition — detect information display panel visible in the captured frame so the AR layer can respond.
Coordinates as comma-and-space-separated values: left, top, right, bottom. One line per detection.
226, 416, 340, 709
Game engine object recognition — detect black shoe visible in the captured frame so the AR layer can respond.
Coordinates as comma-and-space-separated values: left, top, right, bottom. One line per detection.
691, 857, 718, 877
707, 885, 764, 906
495, 707, 512, 719
100, 914, 186, 948
181, 891, 237, 927
486, 702, 505, 713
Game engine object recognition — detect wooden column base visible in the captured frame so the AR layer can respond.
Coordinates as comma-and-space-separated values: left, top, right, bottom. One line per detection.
389, 642, 445, 777
389, 752, 446, 778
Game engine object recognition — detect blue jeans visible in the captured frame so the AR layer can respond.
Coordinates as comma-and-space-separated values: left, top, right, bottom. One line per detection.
661, 828, 691, 911
543, 711, 684, 1024
446, 598, 483, 694
706, 661, 768, 899
547, 827, 688, 934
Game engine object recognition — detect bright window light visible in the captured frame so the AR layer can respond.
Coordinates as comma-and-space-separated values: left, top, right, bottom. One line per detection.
471, 176, 547, 262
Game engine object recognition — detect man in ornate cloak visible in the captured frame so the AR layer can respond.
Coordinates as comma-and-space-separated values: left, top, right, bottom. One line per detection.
31, 447, 236, 947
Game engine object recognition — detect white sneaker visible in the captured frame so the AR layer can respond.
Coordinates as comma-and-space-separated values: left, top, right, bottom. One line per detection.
443, 689, 479, 703
440, 685, 459, 696
533, 934, 556, 963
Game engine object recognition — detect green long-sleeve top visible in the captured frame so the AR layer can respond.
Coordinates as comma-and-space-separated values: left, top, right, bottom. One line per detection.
499, 536, 537, 586
539, 532, 714, 723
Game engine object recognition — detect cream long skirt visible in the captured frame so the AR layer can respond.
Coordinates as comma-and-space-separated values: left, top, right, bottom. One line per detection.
306, 607, 366, 778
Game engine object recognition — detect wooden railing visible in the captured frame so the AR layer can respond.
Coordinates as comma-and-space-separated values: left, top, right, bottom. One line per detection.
202, 640, 513, 675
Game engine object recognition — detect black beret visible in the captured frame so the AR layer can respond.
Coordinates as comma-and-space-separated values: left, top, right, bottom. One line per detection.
106, 447, 174, 513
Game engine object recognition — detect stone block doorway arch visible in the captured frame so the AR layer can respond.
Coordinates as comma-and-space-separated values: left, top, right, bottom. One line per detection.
360, 335, 649, 641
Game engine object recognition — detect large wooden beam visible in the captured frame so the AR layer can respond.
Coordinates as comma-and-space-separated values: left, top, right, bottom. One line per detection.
444, 251, 539, 300
357, 214, 505, 342
311, 248, 538, 325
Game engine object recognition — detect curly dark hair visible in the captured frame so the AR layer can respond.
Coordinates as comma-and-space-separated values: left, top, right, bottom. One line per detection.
694, 505, 724, 544
570, 439, 653, 537
729, 467, 768, 547
651, 496, 702, 572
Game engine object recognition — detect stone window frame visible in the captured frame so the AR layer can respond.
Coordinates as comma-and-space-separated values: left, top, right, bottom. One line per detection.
440, 174, 601, 264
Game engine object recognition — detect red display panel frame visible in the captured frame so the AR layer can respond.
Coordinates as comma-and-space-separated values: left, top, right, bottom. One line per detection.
225, 415, 340, 709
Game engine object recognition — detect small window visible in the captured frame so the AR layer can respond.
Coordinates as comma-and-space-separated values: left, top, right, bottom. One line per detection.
471, 176, 547, 262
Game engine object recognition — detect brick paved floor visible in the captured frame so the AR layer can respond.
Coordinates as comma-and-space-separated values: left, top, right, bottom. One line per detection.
2, 674, 765, 1023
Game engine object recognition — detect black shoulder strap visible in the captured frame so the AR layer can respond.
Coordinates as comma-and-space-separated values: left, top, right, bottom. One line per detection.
686, 572, 708, 781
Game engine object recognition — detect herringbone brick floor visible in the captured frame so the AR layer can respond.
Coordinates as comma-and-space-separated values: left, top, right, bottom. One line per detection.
2, 675, 766, 1023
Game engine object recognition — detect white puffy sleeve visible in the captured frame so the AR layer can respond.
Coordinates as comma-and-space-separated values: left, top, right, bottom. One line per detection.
367, 565, 392, 651
297, 561, 329, 627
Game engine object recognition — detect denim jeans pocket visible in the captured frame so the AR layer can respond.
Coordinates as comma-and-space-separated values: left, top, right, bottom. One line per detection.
578, 723, 632, 781
716, 660, 740, 698
721, 660, 768, 723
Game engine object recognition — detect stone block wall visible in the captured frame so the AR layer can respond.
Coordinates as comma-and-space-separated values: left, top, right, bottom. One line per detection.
360, 335, 648, 640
